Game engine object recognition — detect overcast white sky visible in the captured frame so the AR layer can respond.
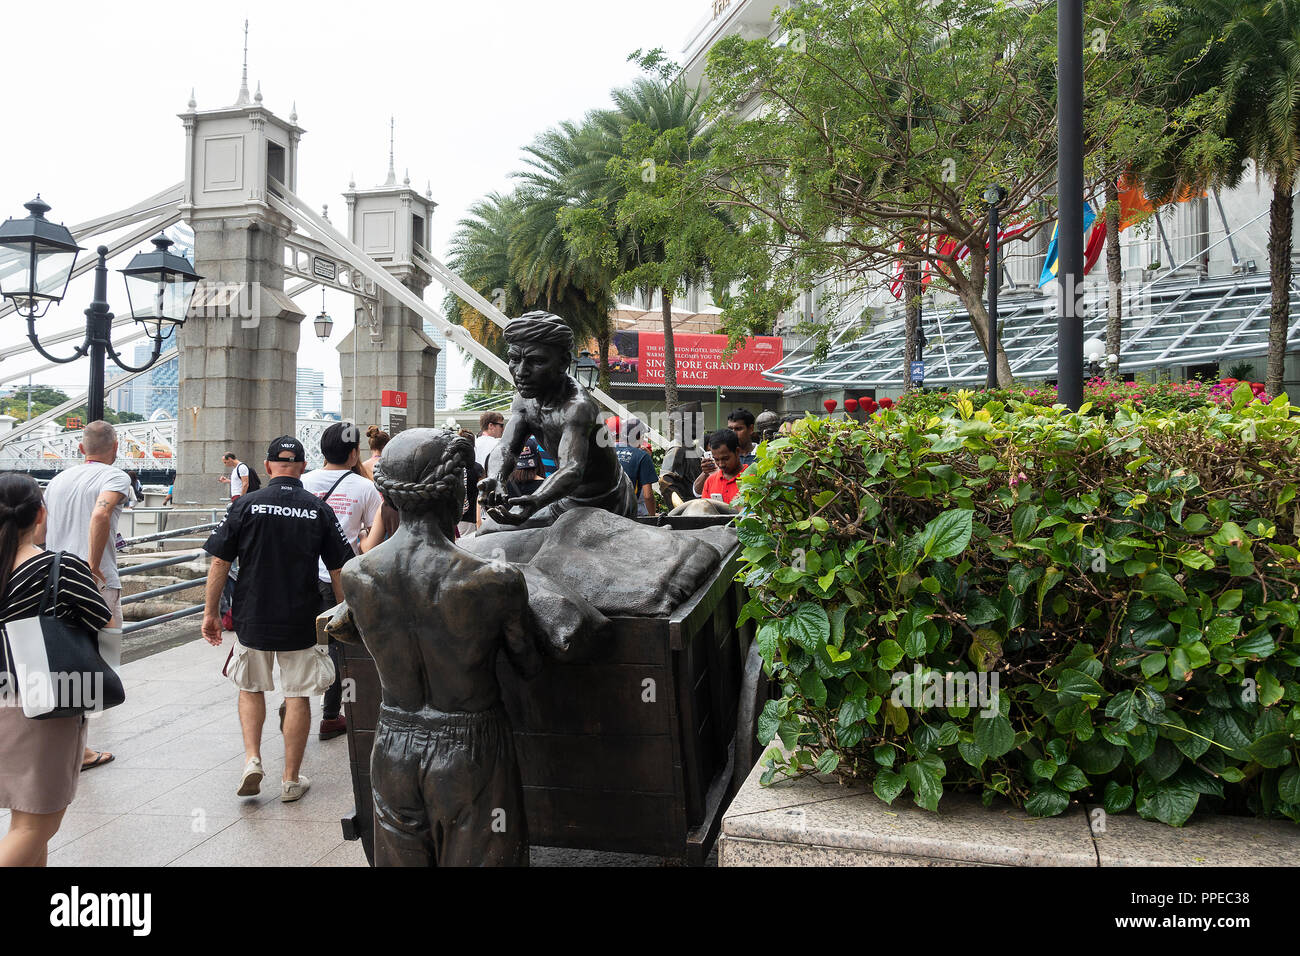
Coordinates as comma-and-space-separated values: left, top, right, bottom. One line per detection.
1, 0, 715, 409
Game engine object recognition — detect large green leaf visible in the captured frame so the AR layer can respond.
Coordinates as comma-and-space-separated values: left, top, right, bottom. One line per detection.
873, 770, 906, 805
1056, 668, 1104, 703
1279, 766, 1300, 805
876, 639, 904, 671
973, 712, 1015, 758
918, 509, 974, 561
903, 755, 945, 811
1024, 784, 1070, 817
1011, 504, 1039, 542
757, 700, 782, 745
1073, 738, 1123, 775
1137, 782, 1198, 827
755, 622, 781, 665
783, 602, 830, 653
1103, 781, 1134, 814
1249, 731, 1293, 769
1140, 571, 1188, 603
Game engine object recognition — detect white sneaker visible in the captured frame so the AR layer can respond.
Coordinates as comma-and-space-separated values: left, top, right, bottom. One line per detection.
281, 775, 311, 803
237, 757, 264, 796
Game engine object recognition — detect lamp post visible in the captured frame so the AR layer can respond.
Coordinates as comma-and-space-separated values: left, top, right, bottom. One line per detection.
1083, 337, 1104, 380
0, 198, 201, 424
984, 184, 1007, 388
572, 349, 599, 390
1057, 0, 1085, 410
1083, 337, 1117, 381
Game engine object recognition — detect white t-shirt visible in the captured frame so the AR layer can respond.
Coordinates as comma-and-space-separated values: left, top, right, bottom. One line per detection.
475, 434, 500, 469
229, 462, 249, 498
301, 468, 383, 582
42, 461, 133, 589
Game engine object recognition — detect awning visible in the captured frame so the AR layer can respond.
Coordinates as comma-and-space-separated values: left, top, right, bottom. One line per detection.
764, 275, 1300, 389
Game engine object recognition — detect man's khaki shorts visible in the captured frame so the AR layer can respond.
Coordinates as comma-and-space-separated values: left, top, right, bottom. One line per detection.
226, 639, 334, 697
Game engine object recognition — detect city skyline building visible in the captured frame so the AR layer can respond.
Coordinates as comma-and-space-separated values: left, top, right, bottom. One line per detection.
296, 367, 325, 418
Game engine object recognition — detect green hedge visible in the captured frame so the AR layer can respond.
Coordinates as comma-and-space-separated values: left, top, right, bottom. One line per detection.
737, 386, 1300, 826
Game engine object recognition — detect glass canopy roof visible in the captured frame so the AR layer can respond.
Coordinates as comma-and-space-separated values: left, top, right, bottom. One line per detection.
764, 275, 1300, 389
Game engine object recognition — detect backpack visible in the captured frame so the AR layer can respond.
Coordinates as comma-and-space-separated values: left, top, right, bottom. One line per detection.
241, 464, 261, 492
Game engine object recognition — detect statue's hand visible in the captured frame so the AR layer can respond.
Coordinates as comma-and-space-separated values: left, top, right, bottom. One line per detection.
490, 495, 539, 526
478, 477, 506, 509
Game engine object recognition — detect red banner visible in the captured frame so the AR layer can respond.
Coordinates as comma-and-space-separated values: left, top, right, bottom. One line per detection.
622, 332, 783, 389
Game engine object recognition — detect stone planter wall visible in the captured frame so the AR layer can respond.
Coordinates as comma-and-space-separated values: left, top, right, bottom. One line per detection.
720, 760, 1300, 866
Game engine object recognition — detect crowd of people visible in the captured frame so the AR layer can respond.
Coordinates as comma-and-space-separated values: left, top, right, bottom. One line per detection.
0, 400, 779, 866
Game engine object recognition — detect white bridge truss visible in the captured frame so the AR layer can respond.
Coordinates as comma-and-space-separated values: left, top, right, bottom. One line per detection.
2, 167, 670, 470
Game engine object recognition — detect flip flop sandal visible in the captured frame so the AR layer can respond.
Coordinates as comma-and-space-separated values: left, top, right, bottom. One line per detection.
81, 751, 115, 772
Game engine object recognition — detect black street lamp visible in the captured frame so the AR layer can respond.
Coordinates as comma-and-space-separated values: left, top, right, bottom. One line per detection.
314, 288, 333, 341
1057, 0, 1085, 410
0, 197, 80, 317
572, 349, 599, 390
0, 198, 201, 424
984, 184, 1007, 389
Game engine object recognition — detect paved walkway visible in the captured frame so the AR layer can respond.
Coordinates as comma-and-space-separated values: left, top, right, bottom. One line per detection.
2, 632, 678, 867
0, 634, 368, 867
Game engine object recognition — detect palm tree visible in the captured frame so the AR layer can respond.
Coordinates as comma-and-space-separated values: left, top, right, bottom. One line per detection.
515, 119, 622, 390
444, 191, 524, 390
580, 77, 719, 417
1148, 0, 1300, 398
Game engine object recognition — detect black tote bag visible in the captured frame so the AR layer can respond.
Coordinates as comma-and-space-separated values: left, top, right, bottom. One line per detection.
0, 552, 126, 719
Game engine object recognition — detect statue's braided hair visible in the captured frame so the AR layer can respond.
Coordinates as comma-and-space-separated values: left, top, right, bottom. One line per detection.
373, 428, 475, 516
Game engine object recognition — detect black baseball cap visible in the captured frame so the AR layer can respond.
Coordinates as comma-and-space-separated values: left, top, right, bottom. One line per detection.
266, 436, 306, 462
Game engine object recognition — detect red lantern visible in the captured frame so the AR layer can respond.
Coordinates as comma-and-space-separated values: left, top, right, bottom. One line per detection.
862, 398, 878, 414
879, 397, 895, 410
844, 398, 859, 413
823, 399, 838, 413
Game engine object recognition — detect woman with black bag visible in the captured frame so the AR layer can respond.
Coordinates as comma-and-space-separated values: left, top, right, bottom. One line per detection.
0, 473, 111, 866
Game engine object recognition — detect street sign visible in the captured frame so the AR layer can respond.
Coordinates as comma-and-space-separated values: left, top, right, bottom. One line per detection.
381, 390, 409, 432
910, 360, 925, 383
312, 257, 337, 281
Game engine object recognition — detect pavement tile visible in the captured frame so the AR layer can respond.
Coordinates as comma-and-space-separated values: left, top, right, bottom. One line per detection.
133, 758, 280, 819
116, 732, 249, 771
68, 767, 204, 815
166, 817, 349, 867
250, 769, 356, 823
0, 810, 121, 853
1089, 808, 1300, 866
48, 813, 238, 867
312, 839, 369, 867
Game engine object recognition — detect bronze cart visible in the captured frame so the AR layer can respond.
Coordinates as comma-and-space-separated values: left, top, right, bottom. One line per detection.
338, 531, 767, 865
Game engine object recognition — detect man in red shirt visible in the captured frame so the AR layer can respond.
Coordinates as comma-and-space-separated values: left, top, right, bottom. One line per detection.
700, 429, 745, 506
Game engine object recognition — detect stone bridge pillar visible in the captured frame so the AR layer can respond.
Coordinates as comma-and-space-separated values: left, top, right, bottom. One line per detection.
173, 85, 305, 504
337, 163, 440, 432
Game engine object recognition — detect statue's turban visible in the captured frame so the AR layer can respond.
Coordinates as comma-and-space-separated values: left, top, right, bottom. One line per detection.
504, 311, 574, 353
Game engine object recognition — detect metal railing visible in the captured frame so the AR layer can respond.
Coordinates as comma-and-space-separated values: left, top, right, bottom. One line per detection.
117, 522, 217, 635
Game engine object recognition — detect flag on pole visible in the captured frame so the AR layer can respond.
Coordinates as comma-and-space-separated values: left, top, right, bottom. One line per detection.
1038, 202, 1096, 287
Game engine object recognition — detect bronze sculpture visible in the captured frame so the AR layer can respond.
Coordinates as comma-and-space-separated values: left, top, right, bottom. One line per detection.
477, 312, 636, 533
326, 310, 745, 866
336, 428, 538, 866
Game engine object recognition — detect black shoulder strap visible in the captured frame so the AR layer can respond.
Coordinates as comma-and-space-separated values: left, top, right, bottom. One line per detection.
319, 471, 351, 504
41, 551, 64, 617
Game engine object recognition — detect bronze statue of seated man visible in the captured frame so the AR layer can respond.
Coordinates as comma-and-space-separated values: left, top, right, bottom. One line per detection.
340, 427, 540, 866
477, 311, 636, 534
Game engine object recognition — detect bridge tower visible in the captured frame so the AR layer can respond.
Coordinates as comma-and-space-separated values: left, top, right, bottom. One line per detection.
338, 123, 440, 431
173, 36, 306, 504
